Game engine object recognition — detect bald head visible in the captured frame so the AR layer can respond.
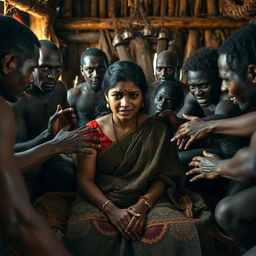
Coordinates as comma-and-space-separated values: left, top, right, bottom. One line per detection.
155, 50, 178, 81
33, 40, 63, 93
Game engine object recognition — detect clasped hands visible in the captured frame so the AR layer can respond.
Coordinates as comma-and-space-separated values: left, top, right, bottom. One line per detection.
107, 200, 148, 241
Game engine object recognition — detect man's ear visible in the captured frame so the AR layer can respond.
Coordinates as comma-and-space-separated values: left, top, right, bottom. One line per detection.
80, 65, 84, 76
247, 64, 256, 84
1, 54, 17, 75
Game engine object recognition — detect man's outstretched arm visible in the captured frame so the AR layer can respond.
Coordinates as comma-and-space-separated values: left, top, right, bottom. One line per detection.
172, 111, 256, 150
15, 125, 100, 173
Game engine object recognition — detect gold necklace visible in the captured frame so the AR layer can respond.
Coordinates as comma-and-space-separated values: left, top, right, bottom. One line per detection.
111, 113, 139, 159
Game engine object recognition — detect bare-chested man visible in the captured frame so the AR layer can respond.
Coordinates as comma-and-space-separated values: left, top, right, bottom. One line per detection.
175, 48, 241, 165
67, 48, 108, 127
12, 40, 77, 196
0, 15, 99, 256
172, 31, 256, 157
160, 48, 241, 207
182, 26, 256, 254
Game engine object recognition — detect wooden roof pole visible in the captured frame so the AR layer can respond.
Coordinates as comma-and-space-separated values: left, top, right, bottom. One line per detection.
55, 17, 248, 31
0, 0, 51, 18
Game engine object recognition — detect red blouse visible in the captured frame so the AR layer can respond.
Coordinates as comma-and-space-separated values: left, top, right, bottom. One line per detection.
84, 120, 112, 150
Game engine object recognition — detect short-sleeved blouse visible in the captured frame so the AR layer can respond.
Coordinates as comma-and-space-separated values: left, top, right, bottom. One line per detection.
84, 120, 112, 150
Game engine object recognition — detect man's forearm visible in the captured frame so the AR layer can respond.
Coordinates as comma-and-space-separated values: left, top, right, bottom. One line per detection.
15, 140, 58, 173
14, 129, 50, 152
209, 111, 256, 137
217, 147, 256, 182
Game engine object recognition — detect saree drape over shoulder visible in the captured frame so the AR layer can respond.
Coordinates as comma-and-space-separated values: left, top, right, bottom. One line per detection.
66, 117, 237, 256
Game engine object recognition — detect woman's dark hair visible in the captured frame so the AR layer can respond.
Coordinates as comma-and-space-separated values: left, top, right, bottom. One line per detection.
218, 24, 256, 80
102, 61, 148, 96
154, 80, 184, 111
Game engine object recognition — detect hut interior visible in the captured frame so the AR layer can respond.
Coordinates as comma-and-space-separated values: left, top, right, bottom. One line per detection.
0, 0, 255, 87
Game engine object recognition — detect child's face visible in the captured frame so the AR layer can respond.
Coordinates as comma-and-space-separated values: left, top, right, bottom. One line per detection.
154, 86, 178, 114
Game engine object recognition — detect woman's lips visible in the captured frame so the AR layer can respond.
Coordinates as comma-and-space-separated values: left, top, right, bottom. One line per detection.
118, 109, 132, 115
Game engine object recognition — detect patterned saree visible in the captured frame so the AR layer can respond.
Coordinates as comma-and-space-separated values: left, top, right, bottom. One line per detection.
66, 118, 237, 256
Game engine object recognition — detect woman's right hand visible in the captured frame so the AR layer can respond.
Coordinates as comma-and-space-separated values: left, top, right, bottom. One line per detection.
106, 207, 140, 240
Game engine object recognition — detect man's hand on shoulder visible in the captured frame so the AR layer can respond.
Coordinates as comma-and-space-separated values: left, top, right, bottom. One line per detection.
51, 125, 101, 154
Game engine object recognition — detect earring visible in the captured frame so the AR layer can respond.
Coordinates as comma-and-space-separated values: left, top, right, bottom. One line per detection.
106, 102, 109, 109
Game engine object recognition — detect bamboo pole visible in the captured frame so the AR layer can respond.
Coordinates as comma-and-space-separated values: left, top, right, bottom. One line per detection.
81, 0, 90, 17
189, 0, 194, 16
168, 0, 175, 16
74, 0, 81, 17
153, 0, 160, 16
90, 0, 98, 17
108, 0, 117, 18
175, 0, 179, 16
160, 0, 167, 16
180, 0, 188, 16
184, 30, 200, 62
122, 0, 128, 17
55, 17, 248, 30
99, 0, 106, 17
144, 0, 150, 16
206, 0, 218, 16
60, 0, 72, 18
194, 0, 203, 16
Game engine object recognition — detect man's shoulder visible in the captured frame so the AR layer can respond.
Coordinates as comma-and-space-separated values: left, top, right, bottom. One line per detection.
11, 93, 33, 109
0, 97, 14, 122
215, 99, 241, 116
184, 91, 197, 103
67, 82, 88, 95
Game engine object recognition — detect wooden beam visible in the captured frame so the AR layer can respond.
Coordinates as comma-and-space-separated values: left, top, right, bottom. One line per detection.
0, 0, 51, 18
55, 16, 248, 31
57, 32, 100, 43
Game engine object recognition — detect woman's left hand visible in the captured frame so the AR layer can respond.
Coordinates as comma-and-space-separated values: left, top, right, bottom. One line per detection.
125, 200, 149, 240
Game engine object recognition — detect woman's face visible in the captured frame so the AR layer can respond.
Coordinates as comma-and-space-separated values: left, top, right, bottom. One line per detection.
105, 81, 143, 121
